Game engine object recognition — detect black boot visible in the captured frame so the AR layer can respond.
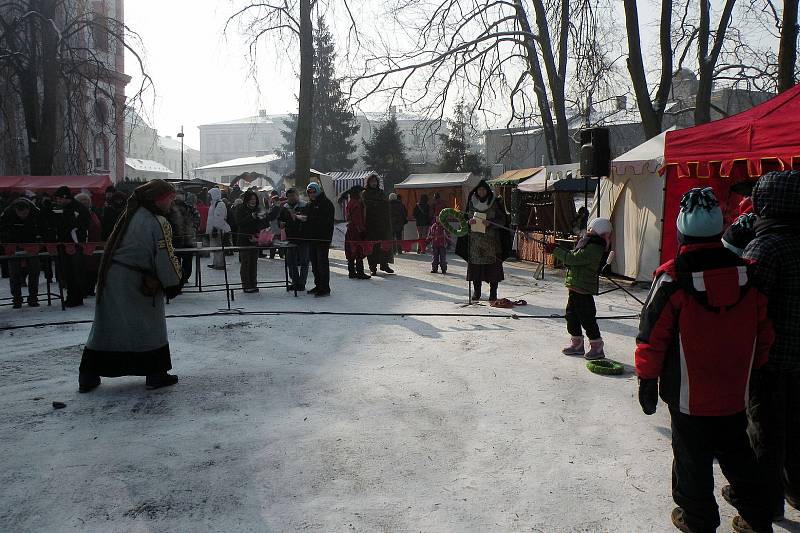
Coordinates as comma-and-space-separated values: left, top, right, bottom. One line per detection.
348, 261, 356, 279
355, 261, 371, 280
489, 282, 498, 302
145, 373, 179, 390
78, 373, 101, 393
472, 281, 482, 301
380, 264, 394, 274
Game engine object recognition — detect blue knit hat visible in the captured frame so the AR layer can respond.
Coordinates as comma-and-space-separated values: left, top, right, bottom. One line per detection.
677, 187, 724, 240
306, 182, 321, 195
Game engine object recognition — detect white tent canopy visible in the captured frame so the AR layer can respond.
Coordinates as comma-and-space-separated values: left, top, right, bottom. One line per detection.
395, 172, 476, 189
591, 128, 673, 282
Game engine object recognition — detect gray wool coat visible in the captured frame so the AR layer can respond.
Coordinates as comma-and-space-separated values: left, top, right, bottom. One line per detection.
85, 208, 183, 354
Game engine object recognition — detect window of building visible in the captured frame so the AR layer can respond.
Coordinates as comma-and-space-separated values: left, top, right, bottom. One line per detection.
93, 133, 109, 170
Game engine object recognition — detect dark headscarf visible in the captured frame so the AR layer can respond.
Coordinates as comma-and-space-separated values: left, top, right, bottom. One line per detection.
96, 180, 175, 301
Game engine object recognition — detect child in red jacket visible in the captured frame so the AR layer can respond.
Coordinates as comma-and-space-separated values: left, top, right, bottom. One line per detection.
426, 218, 452, 274
635, 187, 774, 533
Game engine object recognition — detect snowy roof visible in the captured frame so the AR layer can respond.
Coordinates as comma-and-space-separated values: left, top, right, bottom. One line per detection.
196, 154, 281, 171
199, 114, 290, 127
125, 158, 173, 174
160, 135, 198, 152
488, 167, 543, 186
395, 173, 475, 189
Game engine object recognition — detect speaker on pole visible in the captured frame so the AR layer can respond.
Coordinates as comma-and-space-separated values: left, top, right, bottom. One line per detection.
579, 127, 610, 178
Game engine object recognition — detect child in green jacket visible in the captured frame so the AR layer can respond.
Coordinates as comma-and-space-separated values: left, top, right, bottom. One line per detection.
545, 218, 612, 360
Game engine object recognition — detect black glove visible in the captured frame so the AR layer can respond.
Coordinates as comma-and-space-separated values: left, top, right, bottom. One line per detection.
638, 378, 658, 415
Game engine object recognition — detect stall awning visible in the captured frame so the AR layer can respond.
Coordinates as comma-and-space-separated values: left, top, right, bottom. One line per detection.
517, 165, 596, 193
0, 175, 112, 193
487, 167, 543, 186
395, 172, 475, 188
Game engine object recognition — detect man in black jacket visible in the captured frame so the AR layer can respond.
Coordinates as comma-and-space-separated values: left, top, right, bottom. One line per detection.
50, 186, 91, 307
298, 182, 334, 297
0, 198, 43, 308
280, 188, 310, 291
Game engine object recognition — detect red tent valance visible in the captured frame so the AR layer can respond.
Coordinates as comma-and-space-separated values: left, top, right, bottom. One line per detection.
0, 175, 112, 193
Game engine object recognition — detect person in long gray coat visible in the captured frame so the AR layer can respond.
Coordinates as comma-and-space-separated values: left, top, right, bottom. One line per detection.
78, 180, 184, 392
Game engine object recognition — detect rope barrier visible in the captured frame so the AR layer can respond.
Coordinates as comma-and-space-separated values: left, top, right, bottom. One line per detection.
0, 309, 641, 332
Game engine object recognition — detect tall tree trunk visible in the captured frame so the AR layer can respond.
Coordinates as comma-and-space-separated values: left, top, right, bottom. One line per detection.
529, 0, 571, 164
778, 0, 799, 92
695, 0, 736, 125
294, 0, 314, 190
514, 0, 558, 164
624, 0, 673, 139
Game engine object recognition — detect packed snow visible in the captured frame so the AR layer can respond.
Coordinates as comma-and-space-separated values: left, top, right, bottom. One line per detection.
1, 250, 798, 532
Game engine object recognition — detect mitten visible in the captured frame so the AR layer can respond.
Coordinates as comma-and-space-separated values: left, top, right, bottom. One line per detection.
638, 378, 658, 415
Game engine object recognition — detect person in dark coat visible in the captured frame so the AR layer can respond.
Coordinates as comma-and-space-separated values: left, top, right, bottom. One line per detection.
742, 170, 800, 522
50, 186, 91, 307
413, 194, 431, 254
455, 180, 511, 302
0, 198, 43, 308
235, 190, 264, 293
166, 192, 200, 285
345, 189, 370, 279
280, 188, 310, 291
75, 193, 102, 297
388, 193, 407, 254
297, 182, 334, 297
636, 187, 775, 533
102, 191, 128, 240
362, 174, 394, 274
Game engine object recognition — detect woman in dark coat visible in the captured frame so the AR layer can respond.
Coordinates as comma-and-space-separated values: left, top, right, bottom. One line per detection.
362, 173, 394, 274
413, 194, 431, 254
456, 180, 511, 302
235, 190, 265, 292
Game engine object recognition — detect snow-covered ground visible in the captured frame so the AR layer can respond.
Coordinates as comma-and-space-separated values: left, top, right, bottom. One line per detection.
1, 250, 798, 532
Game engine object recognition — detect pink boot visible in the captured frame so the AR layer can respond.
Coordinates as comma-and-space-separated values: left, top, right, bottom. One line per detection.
562, 336, 585, 356
585, 338, 605, 360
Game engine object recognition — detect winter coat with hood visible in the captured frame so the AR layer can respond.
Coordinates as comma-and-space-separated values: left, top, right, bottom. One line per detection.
0, 198, 43, 244
362, 175, 393, 241
234, 191, 265, 246
553, 233, 608, 295
48, 197, 91, 243
456, 180, 510, 265
743, 170, 800, 369
389, 198, 407, 231
303, 190, 335, 243
206, 188, 231, 235
636, 241, 774, 416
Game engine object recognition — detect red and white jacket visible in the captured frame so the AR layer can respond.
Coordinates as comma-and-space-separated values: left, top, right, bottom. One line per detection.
635, 242, 773, 416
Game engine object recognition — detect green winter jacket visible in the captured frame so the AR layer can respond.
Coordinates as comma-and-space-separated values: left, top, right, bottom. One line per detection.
553, 235, 607, 295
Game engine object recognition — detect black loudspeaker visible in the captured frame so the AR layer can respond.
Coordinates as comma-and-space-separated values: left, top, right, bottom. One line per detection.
579, 127, 611, 177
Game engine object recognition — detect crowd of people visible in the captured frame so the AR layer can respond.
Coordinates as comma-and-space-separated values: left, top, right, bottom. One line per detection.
2, 170, 798, 533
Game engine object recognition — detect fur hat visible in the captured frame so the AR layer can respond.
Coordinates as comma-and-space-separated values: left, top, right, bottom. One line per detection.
54, 186, 72, 199
677, 187, 724, 241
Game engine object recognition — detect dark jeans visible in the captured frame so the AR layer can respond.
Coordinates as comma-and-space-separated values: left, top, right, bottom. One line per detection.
8, 256, 40, 302
239, 249, 259, 290
431, 245, 447, 272
565, 290, 600, 340
286, 242, 310, 289
58, 249, 84, 305
670, 407, 773, 533
309, 242, 330, 292
747, 364, 800, 516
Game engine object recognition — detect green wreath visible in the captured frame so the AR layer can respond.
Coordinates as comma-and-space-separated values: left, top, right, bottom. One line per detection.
586, 359, 625, 376
439, 208, 470, 237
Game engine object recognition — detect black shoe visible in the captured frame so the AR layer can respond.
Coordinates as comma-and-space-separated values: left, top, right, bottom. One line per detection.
355, 273, 371, 280
671, 508, 691, 533
314, 289, 331, 297
441, 270, 447, 275
64, 300, 83, 308
78, 375, 101, 393
489, 291, 498, 302
380, 265, 394, 274
307, 287, 319, 295
348, 272, 357, 279
12, 300, 23, 309
430, 269, 438, 273
28, 299, 40, 307
146, 373, 179, 390
243, 288, 259, 293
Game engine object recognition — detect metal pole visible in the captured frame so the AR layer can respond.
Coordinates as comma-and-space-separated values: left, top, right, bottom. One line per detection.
178, 126, 185, 180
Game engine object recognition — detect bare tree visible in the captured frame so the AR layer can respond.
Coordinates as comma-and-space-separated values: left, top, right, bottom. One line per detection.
623, 0, 674, 138
0, 0, 150, 176
227, 0, 358, 189
349, 0, 616, 165
778, 0, 799, 91
695, 0, 737, 124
